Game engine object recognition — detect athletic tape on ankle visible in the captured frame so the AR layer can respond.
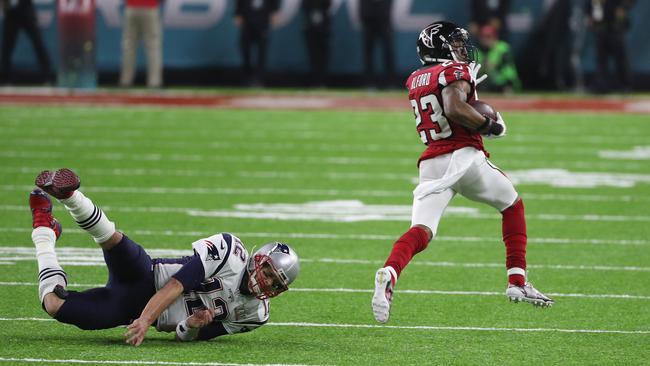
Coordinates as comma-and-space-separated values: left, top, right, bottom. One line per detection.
507, 267, 526, 277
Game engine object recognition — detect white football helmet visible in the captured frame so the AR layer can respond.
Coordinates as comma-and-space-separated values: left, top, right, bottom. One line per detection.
247, 242, 300, 299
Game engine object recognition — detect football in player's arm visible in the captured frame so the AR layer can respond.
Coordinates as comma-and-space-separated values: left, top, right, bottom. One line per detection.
29, 168, 300, 346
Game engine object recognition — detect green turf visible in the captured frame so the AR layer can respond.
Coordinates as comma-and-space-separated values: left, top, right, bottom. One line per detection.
1, 103, 649, 365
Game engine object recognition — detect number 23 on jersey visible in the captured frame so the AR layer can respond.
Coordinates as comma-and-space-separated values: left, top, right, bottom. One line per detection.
410, 94, 452, 144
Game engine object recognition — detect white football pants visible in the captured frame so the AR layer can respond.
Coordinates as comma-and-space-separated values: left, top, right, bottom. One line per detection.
411, 147, 519, 237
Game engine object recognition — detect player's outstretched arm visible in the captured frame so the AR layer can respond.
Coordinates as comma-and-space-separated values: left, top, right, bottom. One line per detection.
125, 278, 184, 346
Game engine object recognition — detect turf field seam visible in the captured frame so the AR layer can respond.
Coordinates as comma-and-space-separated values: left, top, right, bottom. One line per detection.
1, 228, 647, 246
2, 283, 649, 300
0, 318, 648, 335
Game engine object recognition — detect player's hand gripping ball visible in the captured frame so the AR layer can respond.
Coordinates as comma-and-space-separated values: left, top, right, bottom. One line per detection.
469, 100, 507, 138
468, 99, 497, 121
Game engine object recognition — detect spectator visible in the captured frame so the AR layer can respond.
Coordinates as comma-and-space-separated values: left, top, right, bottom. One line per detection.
1, 0, 53, 84
235, 0, 280, 85
119, 0, 163, 88
359, 0, 394, 87
585, 0, 635, 92
469, 0, 511, 40
302, 0, 331, 87
476, 25, 520, 93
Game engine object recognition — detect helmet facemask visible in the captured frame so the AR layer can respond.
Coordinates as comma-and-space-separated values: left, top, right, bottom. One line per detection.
447, 28, 476, 63
247, 253, 289, 300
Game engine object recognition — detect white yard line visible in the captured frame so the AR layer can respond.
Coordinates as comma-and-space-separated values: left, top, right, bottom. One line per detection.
267, 322, 650, 335
2, 247, 648, 272
1, 282, 648, 300
5, 166, 650, 191
1, 228, 647, 246
0, 318, 647, 335
0, 357, 314, 366
0, 150, 647, 170
3, 199, 650, 222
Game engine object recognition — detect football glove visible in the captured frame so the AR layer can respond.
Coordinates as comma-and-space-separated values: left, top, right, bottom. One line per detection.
468, 61, 488, 86
484, 112, 507, 139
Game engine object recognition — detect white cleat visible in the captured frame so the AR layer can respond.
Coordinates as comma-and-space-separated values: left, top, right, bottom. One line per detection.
372, 267, 396, 323
506, 282, 554, 308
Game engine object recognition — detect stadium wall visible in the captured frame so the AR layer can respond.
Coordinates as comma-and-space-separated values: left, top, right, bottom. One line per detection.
2, 0, 649, 87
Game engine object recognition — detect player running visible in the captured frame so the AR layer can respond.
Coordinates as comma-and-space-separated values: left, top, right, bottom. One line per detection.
371, 21, 553, 323
30, 168, 299, 345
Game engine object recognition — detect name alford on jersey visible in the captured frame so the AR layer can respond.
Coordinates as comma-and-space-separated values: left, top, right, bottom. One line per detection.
410, 72, 432, 89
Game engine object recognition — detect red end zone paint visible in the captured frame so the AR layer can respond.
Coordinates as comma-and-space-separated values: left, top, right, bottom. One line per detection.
0, 89, 648, 114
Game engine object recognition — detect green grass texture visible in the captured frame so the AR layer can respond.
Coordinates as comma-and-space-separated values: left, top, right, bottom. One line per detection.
0, 104, 649, 365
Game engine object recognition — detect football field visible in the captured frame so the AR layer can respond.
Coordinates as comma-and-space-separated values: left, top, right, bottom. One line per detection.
0, 93, 649, 365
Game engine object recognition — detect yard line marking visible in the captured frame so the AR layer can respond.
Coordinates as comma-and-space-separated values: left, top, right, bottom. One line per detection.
6, 165, 650, 191
288, 288, 650, 300
300, 258, 650, 272
3, 247, 649, 272
0, 150, 648, 171
12, 137, 647, 159
0, 166, 415, 182
599, 146, 650, 160
0, 357, 317, 366
4, 184, 648, 204
6, 137, 420, 155
0, 318, 647, 335
267, 322, 650, 335
1, 228, 647, 246
3, 198, 650, 222
2, 282, 649, 300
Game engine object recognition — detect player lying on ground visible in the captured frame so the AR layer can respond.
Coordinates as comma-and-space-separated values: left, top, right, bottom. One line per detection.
372, 21, 553, 323
30, 168, 300, 346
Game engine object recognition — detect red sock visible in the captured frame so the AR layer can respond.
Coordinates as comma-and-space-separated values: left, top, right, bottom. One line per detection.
502, 199, 527, 286
384, 226, 430, 278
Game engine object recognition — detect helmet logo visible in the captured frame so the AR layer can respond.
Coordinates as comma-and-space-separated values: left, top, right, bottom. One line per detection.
419, 23, 443, 49
428, 23, 443, 35
272, 243, 290, 255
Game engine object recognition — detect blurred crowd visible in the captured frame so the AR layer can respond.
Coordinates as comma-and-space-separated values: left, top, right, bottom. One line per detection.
0, 0, 639, 92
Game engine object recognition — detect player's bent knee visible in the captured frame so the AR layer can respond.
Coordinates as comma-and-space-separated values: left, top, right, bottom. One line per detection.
99, 231, 124, 251
413, 224, 434, 242
42, 293, 65, 317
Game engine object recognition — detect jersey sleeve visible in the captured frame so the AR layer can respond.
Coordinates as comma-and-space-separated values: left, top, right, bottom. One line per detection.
191, 233, 234, 279
437, 63, 474, 88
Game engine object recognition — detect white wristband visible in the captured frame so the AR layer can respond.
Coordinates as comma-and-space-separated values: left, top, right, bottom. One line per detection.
176, 319, 199, 341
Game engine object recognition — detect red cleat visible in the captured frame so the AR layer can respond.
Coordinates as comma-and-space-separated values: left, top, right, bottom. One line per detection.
29, 188, 62, 239
35, 168, 80, 199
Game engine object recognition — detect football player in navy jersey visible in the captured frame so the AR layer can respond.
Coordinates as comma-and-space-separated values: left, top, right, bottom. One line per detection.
371, 21, 553, 324
29, 168, 299, 346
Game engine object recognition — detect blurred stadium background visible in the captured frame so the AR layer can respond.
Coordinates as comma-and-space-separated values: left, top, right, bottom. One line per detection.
1, 0, 649, 90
